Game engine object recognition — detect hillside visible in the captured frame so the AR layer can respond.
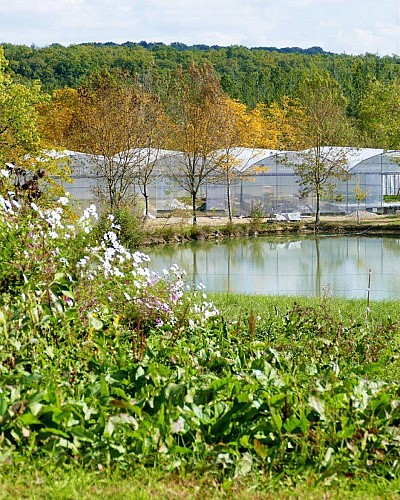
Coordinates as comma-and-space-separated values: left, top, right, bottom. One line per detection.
3, 41, 400, 116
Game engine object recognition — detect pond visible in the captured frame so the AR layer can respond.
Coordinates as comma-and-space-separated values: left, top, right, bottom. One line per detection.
143, 235, 400, 300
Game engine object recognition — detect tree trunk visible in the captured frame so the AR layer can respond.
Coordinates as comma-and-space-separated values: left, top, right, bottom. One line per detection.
192, 192, 197, 226
315, 188, 321, 232
143, 185, 149, 219
227, 177, 232, 222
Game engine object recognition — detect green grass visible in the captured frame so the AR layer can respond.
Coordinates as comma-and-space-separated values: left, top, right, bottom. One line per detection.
2, 465, 400, 499
209, 292, 400, 323
0, 464, 400, 499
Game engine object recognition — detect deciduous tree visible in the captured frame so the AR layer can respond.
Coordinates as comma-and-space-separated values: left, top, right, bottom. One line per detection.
0, 47, 42, 169
215, 98, 264, 221
359, 79, 400, 149
251, 97, 307, 150
286, 72, 356, 230
0, 48, 70, 204
70, 74, 165, 212
166, 63, 227, 225
37, 87, 79, 148
130, 92, 171, 218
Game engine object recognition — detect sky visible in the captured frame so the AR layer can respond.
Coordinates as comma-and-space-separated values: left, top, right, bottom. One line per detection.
1, 0, 399, 56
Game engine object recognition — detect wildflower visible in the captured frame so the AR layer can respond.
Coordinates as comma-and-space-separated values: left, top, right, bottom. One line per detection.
58, 196, 69, 206
77, 256, 89, 268
63, 296, 74, 307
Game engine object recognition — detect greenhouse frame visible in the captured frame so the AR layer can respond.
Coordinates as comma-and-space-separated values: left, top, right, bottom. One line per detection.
61, 147, 400, 217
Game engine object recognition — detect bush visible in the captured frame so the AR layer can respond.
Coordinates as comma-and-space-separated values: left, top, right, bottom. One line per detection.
94, 206, 144, 249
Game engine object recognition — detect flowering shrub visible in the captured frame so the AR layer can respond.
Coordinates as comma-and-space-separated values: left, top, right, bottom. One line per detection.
0, 192, 218, 337
74, 215, 219, 337
0, 192, 97, 295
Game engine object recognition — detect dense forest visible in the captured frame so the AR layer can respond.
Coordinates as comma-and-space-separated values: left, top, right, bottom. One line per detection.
3, 41, 400, 118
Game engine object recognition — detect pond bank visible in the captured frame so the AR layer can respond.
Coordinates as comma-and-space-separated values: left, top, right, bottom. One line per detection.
141, 213, 400, 245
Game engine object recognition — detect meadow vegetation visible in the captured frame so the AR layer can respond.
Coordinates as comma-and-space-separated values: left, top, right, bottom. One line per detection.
1, 191, 400, 498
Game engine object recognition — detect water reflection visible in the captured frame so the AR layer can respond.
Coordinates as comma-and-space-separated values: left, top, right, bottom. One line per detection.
144, 235, 400, 300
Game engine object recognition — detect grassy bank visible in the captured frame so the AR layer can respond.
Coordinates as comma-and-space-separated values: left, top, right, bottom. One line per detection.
210, 292, 400, 322
2, 292, 400, 497
139, 213, 400, 245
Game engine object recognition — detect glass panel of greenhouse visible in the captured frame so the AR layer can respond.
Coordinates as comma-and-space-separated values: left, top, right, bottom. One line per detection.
61, 148, 400, 216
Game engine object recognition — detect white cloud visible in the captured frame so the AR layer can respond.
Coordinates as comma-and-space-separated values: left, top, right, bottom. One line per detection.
0, 0, 398, 55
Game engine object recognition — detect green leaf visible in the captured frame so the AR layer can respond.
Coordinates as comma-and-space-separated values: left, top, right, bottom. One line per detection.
168, 445, 192, 456
39, 427, 69, 438
253, 439, 268, 459
70, 428, 94, 443
18, 413, 40, 426
283, 415, 301, 433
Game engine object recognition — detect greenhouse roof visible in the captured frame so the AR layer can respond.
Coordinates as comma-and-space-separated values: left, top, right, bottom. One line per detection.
114, 148, 179, 165
219, 148, 281, 172
61, 147, 399, 177
340, 148, 385, 170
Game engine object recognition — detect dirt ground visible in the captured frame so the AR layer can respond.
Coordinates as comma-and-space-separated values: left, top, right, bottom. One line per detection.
145, 210, 396, 229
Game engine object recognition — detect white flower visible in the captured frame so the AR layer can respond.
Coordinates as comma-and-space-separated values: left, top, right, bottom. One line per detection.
0, 169, 10, 178
58, 196, 69, 206
77, 257, 89, 268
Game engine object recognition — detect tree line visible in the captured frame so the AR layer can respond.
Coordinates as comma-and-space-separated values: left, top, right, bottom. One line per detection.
3, 41, 400, 118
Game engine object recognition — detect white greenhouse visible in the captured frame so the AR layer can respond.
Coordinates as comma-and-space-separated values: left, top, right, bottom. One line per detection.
59, 147, 400, 217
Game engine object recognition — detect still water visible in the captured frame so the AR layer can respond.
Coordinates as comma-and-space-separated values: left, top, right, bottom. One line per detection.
143, 235, 400, 300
